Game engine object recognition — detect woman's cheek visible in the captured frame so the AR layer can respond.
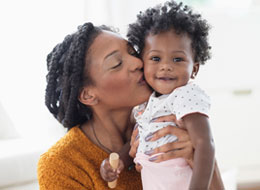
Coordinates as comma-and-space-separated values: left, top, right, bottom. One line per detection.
100, 75, 130, 95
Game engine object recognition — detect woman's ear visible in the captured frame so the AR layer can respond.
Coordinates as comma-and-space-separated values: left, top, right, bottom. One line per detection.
191, 62, 200, 79
78, 87, 98, 106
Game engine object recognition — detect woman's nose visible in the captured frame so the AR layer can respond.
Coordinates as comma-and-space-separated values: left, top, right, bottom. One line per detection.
129, 56, 143, 72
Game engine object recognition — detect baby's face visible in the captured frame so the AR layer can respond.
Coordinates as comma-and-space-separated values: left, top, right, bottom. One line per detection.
141, 30, 199, 95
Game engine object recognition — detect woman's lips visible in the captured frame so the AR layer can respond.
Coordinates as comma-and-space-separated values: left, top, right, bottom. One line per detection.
138, 74, 147, 85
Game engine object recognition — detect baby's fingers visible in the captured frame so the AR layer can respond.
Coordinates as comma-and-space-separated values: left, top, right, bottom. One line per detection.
116, 159, 124, 175
100, 159, 117, 182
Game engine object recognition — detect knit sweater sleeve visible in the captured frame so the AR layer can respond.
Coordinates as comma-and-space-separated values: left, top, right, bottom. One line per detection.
37, 127, 142, 190
37, 152, 94, 190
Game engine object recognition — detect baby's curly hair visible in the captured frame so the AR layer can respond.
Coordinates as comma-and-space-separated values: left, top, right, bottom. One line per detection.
45, 23, 114, 130
127, 0, 211, 65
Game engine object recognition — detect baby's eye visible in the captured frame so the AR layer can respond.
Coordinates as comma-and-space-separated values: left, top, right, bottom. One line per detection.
173, 57, 183, 62
151, 56, 160, 62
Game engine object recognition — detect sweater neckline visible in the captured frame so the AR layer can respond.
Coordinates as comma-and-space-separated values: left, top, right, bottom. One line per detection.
72, 126, 110, 157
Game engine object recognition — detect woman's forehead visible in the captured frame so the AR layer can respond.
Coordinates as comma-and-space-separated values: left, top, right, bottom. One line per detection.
97, 30, 126, 45
89, 31, 128, 59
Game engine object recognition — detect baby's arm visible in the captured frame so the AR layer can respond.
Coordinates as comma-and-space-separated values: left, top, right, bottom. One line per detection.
182, 113, 215, 189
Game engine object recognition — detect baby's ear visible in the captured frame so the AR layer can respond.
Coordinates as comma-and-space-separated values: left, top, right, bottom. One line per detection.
78, 87, 98, 106
191, 62, 200, 79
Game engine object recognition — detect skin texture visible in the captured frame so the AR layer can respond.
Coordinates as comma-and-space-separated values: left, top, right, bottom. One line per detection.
81, 31, 194, 183
183, 113, 215, 189
142, 30, 199, 96
141, 29, 215, 189
79, 31, 152, 155
101, 115, 193, 182
100, 29, 223, 189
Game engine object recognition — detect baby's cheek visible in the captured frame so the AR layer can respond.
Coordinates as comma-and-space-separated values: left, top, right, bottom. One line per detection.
144, 65, 155, 81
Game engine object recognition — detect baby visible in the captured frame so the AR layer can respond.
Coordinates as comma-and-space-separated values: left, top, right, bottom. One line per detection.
127, 1, 216, 189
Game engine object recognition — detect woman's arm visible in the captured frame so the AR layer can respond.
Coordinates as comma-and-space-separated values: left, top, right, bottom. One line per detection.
183, 113, 215, 189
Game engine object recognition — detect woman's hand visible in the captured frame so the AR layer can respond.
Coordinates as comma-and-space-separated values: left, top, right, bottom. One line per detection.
129, 124, 139, 157
129, 124, 143, 172
145, 115, 194, 167
100, 158, 124, 182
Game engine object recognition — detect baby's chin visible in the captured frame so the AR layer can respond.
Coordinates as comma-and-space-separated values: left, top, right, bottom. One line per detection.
154, 88, 175, 97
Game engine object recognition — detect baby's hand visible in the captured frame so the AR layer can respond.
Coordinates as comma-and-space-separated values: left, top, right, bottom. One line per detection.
100, 158, 124, 182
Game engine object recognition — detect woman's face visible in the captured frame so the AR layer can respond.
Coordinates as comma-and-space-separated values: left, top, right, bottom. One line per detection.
86, 31, 152, 109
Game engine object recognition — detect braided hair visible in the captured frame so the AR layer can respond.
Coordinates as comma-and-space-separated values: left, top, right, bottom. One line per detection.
127, 0, 211, 65
45, 23, 112, 130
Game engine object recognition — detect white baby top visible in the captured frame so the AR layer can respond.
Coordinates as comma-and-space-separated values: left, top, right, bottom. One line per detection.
133, 82, 211, 153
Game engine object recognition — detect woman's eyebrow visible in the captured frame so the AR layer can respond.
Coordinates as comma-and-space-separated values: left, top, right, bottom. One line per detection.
104, 50, 118, 60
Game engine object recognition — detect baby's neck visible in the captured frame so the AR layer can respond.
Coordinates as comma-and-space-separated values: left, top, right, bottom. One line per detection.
155, 91, 163, 97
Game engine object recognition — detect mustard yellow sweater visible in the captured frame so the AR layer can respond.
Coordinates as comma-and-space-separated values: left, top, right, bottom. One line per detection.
37, 126, 142, 190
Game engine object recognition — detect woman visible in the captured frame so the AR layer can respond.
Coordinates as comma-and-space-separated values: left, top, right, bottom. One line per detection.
38, 23, 194, 189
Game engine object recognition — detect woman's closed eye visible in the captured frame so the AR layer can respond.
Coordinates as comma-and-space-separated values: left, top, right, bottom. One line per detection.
111, 61, 122, 69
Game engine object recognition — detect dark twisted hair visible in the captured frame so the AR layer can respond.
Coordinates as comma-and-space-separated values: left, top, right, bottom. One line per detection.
45, 22, 113, 130
127, 0, 211, 65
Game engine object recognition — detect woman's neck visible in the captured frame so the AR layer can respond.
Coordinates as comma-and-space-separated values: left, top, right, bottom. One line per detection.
81, 108, 133, 153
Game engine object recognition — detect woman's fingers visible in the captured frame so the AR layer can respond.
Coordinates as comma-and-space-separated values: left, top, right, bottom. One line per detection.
147, 125, 175, 141
152, 114, 177, 123
144, 138, 194, 163
130, 124, 139, 146
129, 138, 139, 158
135, 163, 143, 172
186, 158, 194, 169
149, 145, 193, 163
147, 140, 191, 155
152, 114, 185, 129
148, 125, 189, 142
129, 124, 140, 158
141, 115, 194, 164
